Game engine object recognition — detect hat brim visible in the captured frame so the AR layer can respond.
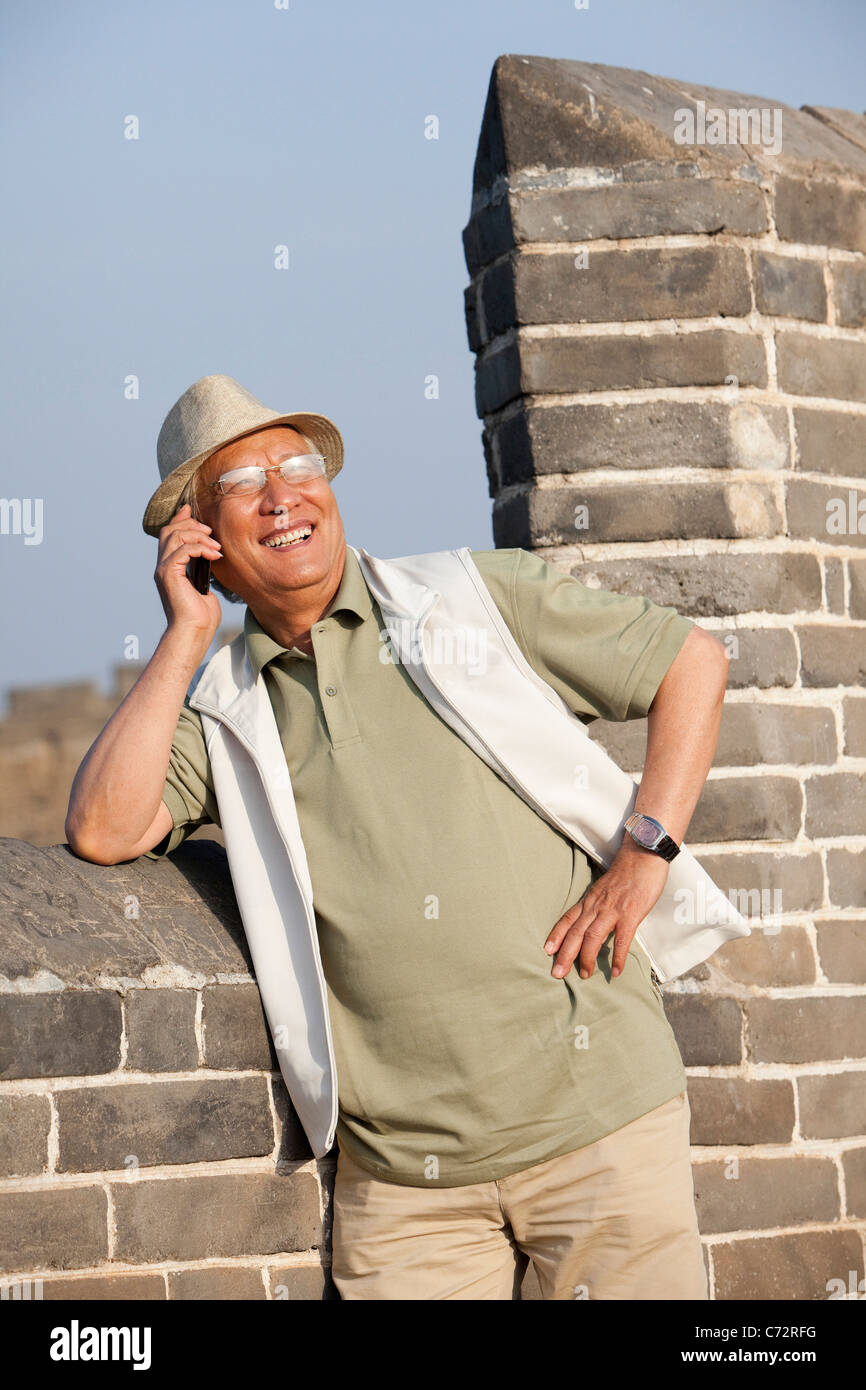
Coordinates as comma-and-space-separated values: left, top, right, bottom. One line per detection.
141, 412, 344, 537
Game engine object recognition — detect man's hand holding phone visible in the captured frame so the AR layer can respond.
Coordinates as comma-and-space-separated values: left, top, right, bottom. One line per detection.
154, 502, 223, 642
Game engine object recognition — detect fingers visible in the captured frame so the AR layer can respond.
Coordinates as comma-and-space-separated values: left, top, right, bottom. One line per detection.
157, 506, 222, 568
545, 892, 639, 980
163, 533, 223, 567
158, 504, 216, 547
609, 930, 633, 979
565, 918, 616, 979
545, 900, 605, 979
543, 901, 585, 958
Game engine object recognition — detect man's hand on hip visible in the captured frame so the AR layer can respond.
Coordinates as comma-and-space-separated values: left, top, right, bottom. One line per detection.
543, 839, 670, 981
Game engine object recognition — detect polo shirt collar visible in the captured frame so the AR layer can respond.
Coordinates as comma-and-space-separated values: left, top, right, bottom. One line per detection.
243, 543, 373, 679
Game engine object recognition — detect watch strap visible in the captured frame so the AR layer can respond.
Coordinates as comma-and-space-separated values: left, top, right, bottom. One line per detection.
653, 833, 680, 863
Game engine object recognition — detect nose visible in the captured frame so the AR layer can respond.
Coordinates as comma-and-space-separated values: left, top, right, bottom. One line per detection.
260, 473, 309, 511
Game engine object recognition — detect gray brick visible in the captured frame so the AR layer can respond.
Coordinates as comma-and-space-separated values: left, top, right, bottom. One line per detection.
168, 1266, 267, 1299
712, 1229, 863, 1300
831, 260, 866, 327
687, 1076, 795, 1145
272, 1074, 316, 1165
476, 329, 767, 414
39, 1272, 165, 1299
0, 991, 121, 1080
55, 1077, 275, 1172
712, 703, 836, 767
501, 480, 783, 548
748, 996, 866, 1062
467, 59, 866, 205
826, 846, 866, 910
793, 406, 866, 477
843, 1145, 866, 1217
787, 478, 866, 547
270, 1263, 337, 1300
489, 401, 790, 482
694, 849, 824, 915
774, 176, 866, 253
711, 628, 799, 688
798, 1072, 866, 1139
478, 259, 515, 343
715, 927, 815, 988
126, 988, 199, 1072
776, 330, 866, 404
693, 1156, 838, 1234
0, 1186, 107, 1274
817, 919, 866, 982
589, 703, 831, 778
202, 983, 277, 1071
802, 105, 866, 155
842, 697, 866, 756
824, 558, 846, 613
753, 251, 827, 321
688, 776, 802, 843
565, 553, 821, 620
804, 772, 866, 837
0, 1094, 51, 1177
664, 995, 742, 1066
462, 197, 514, 278
481, 246, 752, 336
851, 558, 866, 617
799, 626, 866, 687
508, 178, 768, 245
112, 1171, 321, 1263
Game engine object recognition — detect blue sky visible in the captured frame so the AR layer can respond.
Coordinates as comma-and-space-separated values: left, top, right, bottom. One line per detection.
1, 0, 864, 697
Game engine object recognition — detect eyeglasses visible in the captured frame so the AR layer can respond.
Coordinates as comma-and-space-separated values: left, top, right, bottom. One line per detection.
206, 453, 328, 497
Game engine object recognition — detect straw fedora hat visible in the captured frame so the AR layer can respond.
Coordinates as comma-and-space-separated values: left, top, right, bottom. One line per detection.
142, 373, 344, 537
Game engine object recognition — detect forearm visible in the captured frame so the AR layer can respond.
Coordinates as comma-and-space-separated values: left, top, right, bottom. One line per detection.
65, 625, 211, 857
626, 635, 729, 849
548, 630, 728, 978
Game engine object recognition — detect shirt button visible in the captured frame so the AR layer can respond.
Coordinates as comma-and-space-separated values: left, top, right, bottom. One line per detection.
325, 685, 338, 696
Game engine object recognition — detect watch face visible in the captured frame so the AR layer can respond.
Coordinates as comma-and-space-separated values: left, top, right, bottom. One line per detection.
632, 817, 661, 847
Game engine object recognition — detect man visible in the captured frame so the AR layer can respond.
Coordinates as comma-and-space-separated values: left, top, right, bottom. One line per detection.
66, 373, 736, 1301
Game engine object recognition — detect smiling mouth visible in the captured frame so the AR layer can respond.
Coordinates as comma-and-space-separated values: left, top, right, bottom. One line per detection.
261, 523, 315, 550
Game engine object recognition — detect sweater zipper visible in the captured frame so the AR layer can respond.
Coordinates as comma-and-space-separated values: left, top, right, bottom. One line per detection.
192, 700, 340, 1143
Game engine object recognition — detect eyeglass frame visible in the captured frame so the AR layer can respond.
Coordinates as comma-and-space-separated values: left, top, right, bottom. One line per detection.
203, 452, 329, 498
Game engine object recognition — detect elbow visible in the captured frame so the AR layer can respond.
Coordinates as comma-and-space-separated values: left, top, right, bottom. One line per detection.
689, 626, 730, 699
651, 627, 730, 712
64, 815, 119, 866
65, 835, 113, 866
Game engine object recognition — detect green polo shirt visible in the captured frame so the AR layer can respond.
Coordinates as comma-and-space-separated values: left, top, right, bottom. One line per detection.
147, 546, 695, 1187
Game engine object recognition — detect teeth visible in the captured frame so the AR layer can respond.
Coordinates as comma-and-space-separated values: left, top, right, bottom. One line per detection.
264, 526, 313, 548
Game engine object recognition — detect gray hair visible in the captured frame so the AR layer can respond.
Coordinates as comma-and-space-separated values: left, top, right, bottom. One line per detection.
178, 429, 317, 605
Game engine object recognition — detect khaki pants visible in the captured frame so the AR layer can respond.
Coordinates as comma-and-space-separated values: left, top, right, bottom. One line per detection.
331, 1091, 708, 1300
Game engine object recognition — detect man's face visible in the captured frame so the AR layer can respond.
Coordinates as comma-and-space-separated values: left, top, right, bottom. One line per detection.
193, 425, 346, 604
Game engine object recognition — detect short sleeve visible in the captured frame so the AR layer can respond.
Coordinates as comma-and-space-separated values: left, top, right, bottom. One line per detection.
143, 697, 220, 859
470, 548, 695, 723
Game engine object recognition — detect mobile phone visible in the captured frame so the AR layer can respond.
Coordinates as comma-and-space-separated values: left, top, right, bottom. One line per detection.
187, 556, 211, 595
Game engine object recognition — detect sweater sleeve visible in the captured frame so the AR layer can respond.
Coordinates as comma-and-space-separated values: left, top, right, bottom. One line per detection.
470, 548, 695, 723
143, 696, 220, 859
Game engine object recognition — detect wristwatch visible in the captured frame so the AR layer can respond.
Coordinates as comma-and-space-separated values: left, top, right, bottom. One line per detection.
624, 812, 681, 862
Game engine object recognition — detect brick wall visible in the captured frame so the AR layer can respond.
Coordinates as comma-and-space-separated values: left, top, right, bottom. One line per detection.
0, 838, 337, 1299
463, 56, 866, 1300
